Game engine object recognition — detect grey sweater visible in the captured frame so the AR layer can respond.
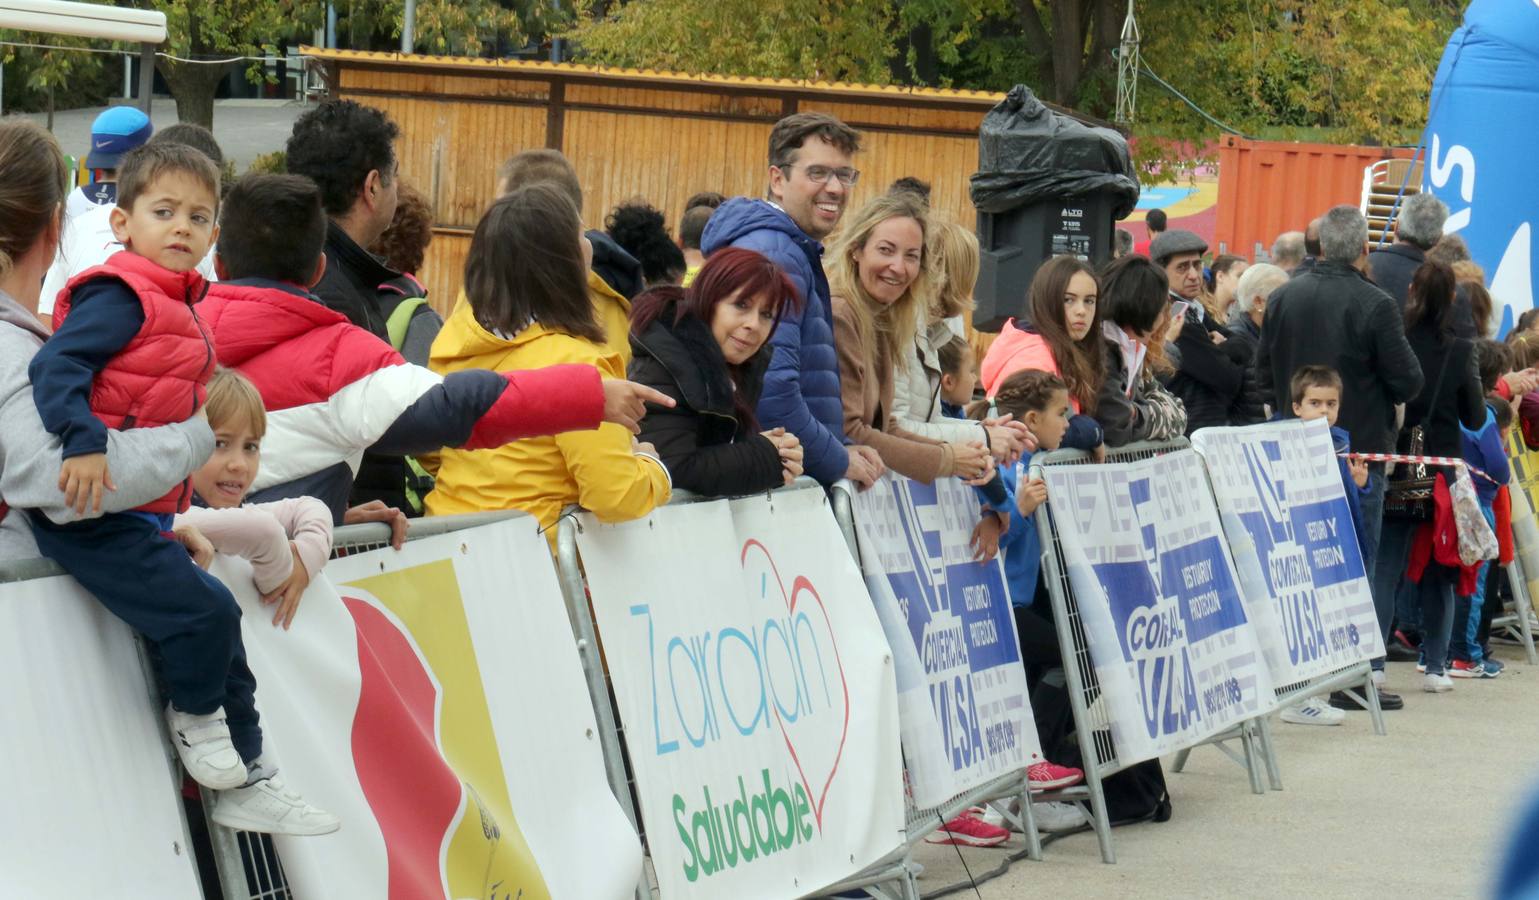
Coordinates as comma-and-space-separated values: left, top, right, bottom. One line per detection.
0, 290, 215, 561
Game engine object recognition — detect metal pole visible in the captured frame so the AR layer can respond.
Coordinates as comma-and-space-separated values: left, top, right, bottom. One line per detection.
137, 42, 154, 115
401, 0, 415, 52
326, 2, 337, 49
549, 0, 563, 62
123, 53, 131, 99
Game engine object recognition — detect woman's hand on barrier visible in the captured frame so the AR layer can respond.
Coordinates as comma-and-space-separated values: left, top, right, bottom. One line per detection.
173, 524, 215, 570
981, 415, 1024, 464
845, 444, 885, 490
762, 428, 804, 484
969, 511, 1006, 563
602, 378, 675, 434
949, 441, 992, 481
344, 500, 409, 550
262, 541, 309, 630
1016, 477, 1049, 518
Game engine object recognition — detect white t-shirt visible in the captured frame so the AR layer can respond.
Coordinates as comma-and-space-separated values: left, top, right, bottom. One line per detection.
38, 203, 217, 317
64, 183, 116, 220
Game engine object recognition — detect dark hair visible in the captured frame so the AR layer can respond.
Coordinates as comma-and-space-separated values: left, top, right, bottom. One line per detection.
1114, 228, 1134, 256
117, 141, 221, 212
680, 205, 714, 250
1146, 209, 1167, 233
889, 176, 932, 204
1518, 308, 1539, 335
1212, 254, 1245, 278
286, 100, 398, 217
937, 334, 971, 377
218, 174, 326, 284
1405, 259, 1459, 335
497, 148, 582, 213
630, 247, 801, 429
1463, 277, 1493, 340
464, 183, 602, 344
1492, 395, 1514, 432
606, 201, 685, 287
370, 181, 434, 274
1305, 218, 1323, 257
767, 113, 861, 168
1099, 254, 1170, 335
1426, 233, 1471, 266
1475, 339, 1512, 395
149, 123, 224, 170
1024, 255, 1102, 412
0, 120, 67, 281
683, 191, 725, 212
988, 369, 1068, 421
1508, 330, 1539, 370
1290, 365, 1343, 406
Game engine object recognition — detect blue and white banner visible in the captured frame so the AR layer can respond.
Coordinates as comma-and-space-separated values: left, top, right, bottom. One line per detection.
1192, 419, 1385, 685
1039, 449, 1277, 764
850, 474, 1039, 809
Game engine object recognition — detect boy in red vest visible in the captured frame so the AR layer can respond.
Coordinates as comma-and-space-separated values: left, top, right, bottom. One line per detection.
26, 143, 338, 835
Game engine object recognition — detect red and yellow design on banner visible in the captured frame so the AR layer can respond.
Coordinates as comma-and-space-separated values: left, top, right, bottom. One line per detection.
342, 560, 551, 900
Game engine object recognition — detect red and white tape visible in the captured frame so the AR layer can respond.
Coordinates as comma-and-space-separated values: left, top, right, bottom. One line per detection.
1343, 451, 1498, 485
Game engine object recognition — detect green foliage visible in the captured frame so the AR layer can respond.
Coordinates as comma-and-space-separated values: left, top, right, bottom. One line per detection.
338, 0, 525, 55
246, 149, 287, 174
0, 33, 117, 115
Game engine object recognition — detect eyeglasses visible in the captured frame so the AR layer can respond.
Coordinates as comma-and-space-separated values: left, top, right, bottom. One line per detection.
780, 164, 861, 187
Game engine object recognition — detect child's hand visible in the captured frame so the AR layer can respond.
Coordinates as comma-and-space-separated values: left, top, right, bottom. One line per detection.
1350, 456, 1369, 489
173, 524, 215, 569
262, 541, 309, 630
1016, 477, 1049, 518
344, 500, 409, 550
60, 452, 115, 515
602, 378, 675, 434
969, 511, 1005, 563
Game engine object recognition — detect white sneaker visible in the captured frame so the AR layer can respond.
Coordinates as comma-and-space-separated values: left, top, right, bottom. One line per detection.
973, 802, 1024, 833
211, 776, 341, 836
1278, 696, 1343, 726
1371, 669, 1386, 687
165, 704, 247, 790
1032, 801, 1089, 833
1423, 673, 1454, 693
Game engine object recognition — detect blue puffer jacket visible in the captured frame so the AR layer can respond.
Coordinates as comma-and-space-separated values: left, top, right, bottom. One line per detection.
702, 198, 848, 483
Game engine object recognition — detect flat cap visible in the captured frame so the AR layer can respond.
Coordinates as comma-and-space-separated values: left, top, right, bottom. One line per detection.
1149, 229, 1208, 265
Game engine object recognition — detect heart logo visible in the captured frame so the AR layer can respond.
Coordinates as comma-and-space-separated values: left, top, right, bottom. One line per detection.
740, 539, 850, 833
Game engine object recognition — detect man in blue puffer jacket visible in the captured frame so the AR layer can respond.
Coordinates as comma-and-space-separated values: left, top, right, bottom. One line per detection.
701, 113, 884, 488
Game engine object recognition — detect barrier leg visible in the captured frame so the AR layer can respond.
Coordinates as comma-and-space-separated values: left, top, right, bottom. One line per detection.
1019, 777, 1043, 862
1364, 668, 1386, 737
1170, 747, 1192, 774
1238, 721, 1264, 796
1506, 561, 1539, 665
1256, 714, 1283, 791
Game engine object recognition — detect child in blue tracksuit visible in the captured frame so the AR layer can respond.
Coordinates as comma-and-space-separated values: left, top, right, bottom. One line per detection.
1289, 366, 1371, 563
1451, 341, 1515, 678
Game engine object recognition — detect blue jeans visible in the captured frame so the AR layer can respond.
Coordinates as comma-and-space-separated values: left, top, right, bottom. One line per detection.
1417, 563, 1458, 677
1451, 503, 1498, 664
1360, 470, 1393, 671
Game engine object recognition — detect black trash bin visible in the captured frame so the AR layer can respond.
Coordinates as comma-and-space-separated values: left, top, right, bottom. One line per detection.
969, 86, 1140, 333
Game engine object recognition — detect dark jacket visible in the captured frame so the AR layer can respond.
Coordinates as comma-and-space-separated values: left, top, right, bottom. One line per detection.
1367, 242, 1477, 338
629, 304, 784, 497
1096, 336, 1188, 446
1166, 304, 1243, 434
587, 229, 644, 301
701, 198, 848, 483
1257, 260, 1424, 454
1404, 320, 1484, 459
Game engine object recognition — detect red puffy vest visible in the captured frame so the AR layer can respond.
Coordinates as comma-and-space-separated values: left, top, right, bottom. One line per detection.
53, 251, 215, 513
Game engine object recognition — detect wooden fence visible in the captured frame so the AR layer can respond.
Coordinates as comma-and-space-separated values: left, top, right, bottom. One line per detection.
302, 48, 1100, 315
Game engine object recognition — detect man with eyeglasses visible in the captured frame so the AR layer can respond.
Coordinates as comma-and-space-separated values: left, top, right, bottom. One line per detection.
702, 113, 886, 489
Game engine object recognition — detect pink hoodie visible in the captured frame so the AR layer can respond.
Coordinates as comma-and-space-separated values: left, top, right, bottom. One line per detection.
980, 320, 1075, 409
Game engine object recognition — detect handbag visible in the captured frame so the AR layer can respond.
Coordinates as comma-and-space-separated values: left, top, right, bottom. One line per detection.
1449, 465, 1500, 565
1383, 348, 1454, 522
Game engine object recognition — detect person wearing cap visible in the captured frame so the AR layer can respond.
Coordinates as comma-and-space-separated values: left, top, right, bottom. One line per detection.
66, 107, 153, 220
1150, 229, 1260, 431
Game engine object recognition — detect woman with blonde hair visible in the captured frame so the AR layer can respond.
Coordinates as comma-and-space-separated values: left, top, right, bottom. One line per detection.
828, 193, 992, 483
889, 218, 1029, 460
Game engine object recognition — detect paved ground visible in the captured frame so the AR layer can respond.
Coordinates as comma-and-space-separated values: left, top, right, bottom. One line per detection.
12, 99, 305, 172
911, 647, 1539, 899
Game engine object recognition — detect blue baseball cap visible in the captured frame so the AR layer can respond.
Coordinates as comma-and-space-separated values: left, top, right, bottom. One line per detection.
85, 107, 153, 170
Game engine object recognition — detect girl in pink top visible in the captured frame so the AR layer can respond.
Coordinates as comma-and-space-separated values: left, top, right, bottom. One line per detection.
174, 369, 337, 629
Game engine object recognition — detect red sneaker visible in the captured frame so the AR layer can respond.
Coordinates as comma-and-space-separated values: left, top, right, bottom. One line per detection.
923, 812, 1010, 847
1027, 760, 1084, 791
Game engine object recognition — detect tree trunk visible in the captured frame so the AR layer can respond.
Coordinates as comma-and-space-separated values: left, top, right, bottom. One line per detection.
1048, 0, 1084, 107
45, 83, 53, 132
155, 58, 235, 129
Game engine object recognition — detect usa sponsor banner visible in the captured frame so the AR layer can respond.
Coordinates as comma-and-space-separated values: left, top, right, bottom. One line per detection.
1039, 449, 1277, 764
1191, 418, 1385, 684
578, 488, 903, 900
226, 518, 643, 900
1, 573, 203, 899
849, 474, 1039, 810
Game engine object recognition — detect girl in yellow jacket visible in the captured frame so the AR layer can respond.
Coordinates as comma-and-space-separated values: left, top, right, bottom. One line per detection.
426, 184, 671, 541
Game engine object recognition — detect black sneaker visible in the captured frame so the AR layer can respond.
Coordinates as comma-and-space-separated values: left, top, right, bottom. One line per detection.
1385, 642, 1421, 663
1328, 689, 1404, 711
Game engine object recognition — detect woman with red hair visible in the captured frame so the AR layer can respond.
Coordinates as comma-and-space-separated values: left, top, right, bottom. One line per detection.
629, 248, 806, 496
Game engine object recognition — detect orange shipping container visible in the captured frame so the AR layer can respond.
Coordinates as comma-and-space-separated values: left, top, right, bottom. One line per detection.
1214, 135, 1415, 260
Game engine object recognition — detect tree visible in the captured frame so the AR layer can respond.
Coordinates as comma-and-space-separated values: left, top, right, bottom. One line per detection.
0, 33, 111, 128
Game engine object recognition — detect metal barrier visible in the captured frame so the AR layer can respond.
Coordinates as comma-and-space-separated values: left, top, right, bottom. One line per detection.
1492, 559, 1539, 665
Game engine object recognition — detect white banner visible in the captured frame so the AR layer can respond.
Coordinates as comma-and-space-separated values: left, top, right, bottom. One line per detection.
227, 518, 642, 900
1039, 449, 1278, 764
1191, 418, 1386, 684
1, 572, 203, 899
849, 475, 1040, 809
578, 487, 903, 900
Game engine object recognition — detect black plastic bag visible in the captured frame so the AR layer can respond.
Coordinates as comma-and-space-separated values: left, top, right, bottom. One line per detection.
970, 85, 1140, 219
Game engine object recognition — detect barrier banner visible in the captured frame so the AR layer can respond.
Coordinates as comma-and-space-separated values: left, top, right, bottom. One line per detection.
226, 519, 642, 900
1040, 449, 1277, 764
578, 488, 903, 900
850, 474, 1040, 809
1191, 419, 1385, 683
1, 573, 203, 899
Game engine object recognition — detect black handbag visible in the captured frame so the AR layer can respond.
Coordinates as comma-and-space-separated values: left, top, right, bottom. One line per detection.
1383, 349, 1453, 522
